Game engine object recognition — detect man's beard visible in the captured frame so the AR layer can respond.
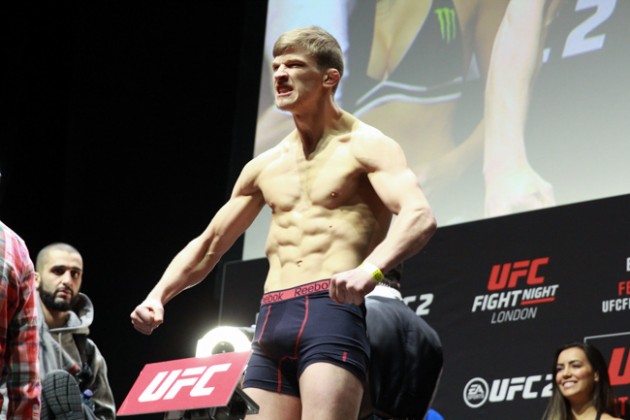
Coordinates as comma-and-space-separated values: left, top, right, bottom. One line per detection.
39, 284, 77, 311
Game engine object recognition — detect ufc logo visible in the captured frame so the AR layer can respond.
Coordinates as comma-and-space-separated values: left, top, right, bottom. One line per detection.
138, 363, 231, 402
489, 375, 553, 402
487, 258, 549, 291
609, 347, 630, 386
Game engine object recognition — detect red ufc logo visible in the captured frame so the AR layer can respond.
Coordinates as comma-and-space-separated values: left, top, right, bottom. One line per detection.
609, 347, 630, 386
487, 257, 549, 291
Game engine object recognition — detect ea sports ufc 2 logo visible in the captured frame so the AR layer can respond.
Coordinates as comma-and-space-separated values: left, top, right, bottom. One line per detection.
138, 364, 231, 402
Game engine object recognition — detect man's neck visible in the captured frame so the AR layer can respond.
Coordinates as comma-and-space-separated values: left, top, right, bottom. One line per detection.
293, 103, 345, 156
43, 306, 70, 329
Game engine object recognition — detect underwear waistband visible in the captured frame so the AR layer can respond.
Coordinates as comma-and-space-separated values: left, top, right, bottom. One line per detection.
261, 279, 330, 305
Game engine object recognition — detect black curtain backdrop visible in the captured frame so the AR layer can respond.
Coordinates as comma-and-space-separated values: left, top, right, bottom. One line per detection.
1, 2, 265, 418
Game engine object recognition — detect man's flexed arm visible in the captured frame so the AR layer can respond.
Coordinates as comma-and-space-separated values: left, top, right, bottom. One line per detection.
131, 162, 266, 335
362, 134, 437, 274
330, 130, 437, 305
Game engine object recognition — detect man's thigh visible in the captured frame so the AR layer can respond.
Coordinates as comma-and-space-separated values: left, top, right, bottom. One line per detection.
242, 387, 300, 420
299, 362, 364, 420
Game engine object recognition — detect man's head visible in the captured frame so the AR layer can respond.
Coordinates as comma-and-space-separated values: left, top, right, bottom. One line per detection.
273, 26, 344, 94
36, 243, 83, 312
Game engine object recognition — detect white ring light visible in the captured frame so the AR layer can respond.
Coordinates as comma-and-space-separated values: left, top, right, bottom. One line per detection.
196, 326, 252, 357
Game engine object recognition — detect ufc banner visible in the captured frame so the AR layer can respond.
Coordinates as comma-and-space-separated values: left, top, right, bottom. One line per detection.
221, 194, 630, 419
117, 351, 250, 416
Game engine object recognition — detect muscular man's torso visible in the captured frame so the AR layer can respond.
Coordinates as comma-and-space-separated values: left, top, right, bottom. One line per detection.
253, 116, 391, 292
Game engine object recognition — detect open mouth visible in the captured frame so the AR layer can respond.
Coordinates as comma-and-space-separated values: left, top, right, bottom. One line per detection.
276, 85, 293, 96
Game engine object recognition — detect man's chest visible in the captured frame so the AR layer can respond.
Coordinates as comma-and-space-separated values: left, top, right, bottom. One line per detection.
258, 148, 366, 211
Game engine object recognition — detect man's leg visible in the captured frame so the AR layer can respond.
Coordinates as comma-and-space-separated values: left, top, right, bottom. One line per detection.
242, 387, 301, 420
299, 362, 364, 420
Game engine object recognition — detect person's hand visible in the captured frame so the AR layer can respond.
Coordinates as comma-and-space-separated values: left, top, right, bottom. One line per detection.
130, 298, 164, 335
329, 267, 377, 305
484, 163, 555, 217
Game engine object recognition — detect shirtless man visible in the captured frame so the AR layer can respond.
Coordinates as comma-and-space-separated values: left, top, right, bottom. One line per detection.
130, 26, 436, 420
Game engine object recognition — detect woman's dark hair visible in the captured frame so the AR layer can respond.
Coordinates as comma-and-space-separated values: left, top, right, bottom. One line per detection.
541, 341, 618, 419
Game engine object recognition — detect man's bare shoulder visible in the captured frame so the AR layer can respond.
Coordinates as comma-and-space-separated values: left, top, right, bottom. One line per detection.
239, 137, 291, 179
347, 115, 393, 141
349, 118, 406, 169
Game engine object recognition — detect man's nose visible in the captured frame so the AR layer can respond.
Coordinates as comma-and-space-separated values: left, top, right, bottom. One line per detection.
60, 271, 74, 285
274, 65, 288, 79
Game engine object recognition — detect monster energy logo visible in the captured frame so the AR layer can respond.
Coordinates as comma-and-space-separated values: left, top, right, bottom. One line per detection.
435, 7, 457, 44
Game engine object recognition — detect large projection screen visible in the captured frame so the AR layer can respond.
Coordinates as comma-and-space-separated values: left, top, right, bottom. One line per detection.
243, 0, 630, 259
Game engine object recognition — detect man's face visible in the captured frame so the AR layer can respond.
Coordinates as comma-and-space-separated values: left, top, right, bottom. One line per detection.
37, 249, 83, 311
272, 47, 326, 111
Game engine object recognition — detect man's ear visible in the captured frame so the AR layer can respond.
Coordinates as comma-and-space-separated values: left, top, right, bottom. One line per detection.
34, 272, 41, 287
323, 69, 340, 88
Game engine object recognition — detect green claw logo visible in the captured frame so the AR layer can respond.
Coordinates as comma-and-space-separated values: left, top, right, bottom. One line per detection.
435, 7, 457, 44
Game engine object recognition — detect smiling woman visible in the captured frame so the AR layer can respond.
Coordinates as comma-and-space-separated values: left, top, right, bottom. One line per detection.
542, 342, 623, 420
